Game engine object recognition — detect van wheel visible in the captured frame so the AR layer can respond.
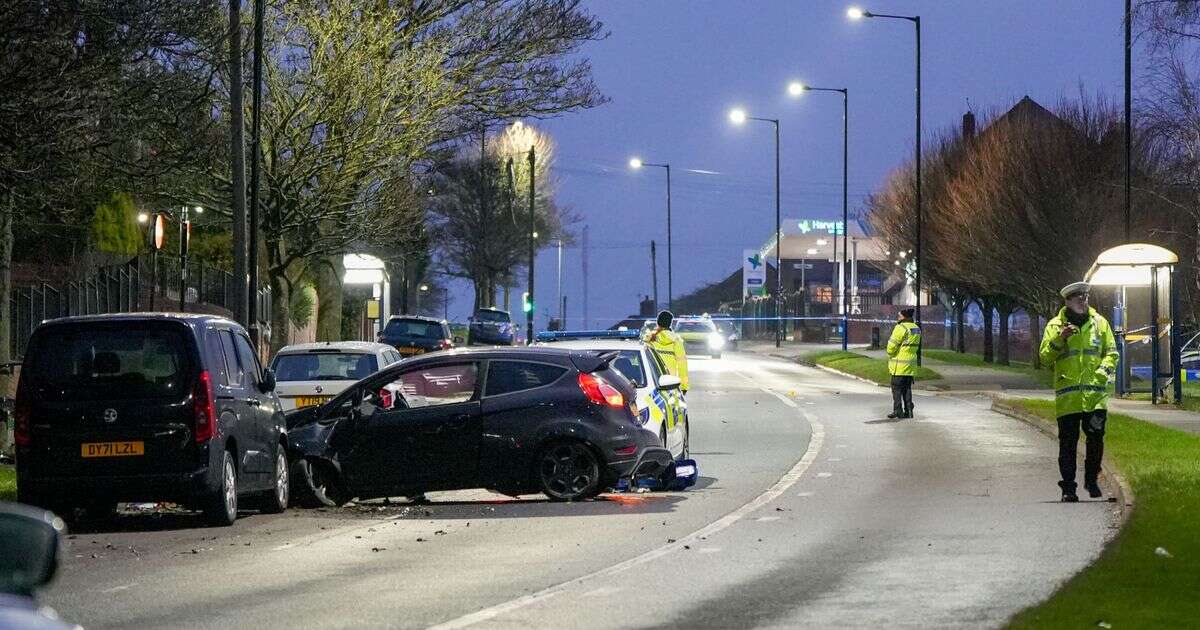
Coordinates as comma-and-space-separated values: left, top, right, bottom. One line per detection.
290, 458, 349, 508
538, 441, 601, 502
83, 500, 119, 522
255, 448, 289, 514
204, 450, 238, 526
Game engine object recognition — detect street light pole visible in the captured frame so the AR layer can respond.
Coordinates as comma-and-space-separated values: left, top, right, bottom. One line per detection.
848, 7, 922, 363
1124, 0, 1132, 242
629, 158, 673, 311
728, 110, 783, 348
248, 0, 265, 343
788, 83, 849, 350
526, 145, 536, 345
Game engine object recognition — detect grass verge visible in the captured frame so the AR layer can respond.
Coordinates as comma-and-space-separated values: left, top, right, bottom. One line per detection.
1005, 399, 1200, 628
801, 350, 941, 386
0, 465, 14, 502
922, 348, 1055, 388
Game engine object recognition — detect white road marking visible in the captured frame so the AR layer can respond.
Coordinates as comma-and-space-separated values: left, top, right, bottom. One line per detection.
100, 584, 135, 594
817, 472, 833, 478
796, 492, 815, 497
756, 516, 782, 522
828, 457, 843, 462
427, 370, 825, 630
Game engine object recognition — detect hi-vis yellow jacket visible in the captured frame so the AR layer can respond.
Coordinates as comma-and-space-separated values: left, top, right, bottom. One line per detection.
1039, 306, 1118, 418
886, 320, 922, 377
644, 327, 689, 392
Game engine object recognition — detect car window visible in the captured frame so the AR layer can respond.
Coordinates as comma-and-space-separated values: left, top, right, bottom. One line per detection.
233, 334, 262, 387
644, 349, 663, 384
384, 319, 445, 339
608, 351, 647, 388
648, 348, 672, 376
273, 352, 378, 382
474, 310, 511, 323
674, 321, 716, 333
485, 361, 567, 396
219, 331, 244, 388
388, 363, 478, 408
26, 323, 192, 401
204, 330, 230, 387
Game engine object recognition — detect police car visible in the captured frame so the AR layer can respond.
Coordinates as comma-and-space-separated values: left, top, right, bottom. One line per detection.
535, 330, 689, 460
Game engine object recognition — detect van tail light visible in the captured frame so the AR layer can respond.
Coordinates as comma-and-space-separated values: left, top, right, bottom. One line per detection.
13, 397, 31, 447
378, 388, 394, 409
577, 373, 625, 408
439, 339, 453, 350
193, 370, 217, 443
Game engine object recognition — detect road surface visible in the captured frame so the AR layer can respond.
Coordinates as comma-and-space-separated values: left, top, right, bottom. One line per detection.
45, 353, 1117, 629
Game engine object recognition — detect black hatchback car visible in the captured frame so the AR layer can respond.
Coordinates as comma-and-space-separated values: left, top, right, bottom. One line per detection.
378, 315, 454, 357
15, 314, 289, 526
285, 347, 673, 505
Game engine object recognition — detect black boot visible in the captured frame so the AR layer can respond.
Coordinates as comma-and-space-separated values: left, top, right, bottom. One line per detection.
1059, 480, 1078, 503
1085, 480, 1102, 498
886, 412, 900, 419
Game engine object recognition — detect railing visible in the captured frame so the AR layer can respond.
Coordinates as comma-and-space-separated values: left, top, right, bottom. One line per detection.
7, 254, 271, 359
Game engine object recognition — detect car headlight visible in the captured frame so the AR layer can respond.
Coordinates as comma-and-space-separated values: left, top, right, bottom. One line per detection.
708, 333, 725, 349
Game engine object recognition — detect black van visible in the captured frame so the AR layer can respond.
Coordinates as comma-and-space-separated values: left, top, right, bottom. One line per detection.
14, 314, 288, 526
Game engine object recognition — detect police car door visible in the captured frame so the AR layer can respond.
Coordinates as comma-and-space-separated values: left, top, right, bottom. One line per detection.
646, 347, 684, 456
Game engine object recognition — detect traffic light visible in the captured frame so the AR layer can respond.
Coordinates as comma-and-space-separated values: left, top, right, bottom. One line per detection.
522, 292, 534, 314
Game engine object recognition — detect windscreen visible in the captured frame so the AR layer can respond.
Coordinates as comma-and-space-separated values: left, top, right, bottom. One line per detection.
26, 323, 192, 401
475, 310, 511, 323
608, 350, 647, 388
384, 319, 445, 339
272, 353, 378, 382
674, 321, 716, 333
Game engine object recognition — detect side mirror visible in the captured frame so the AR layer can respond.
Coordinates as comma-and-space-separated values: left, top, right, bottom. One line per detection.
658, 375, 682, 391
453, 336, 464, 345
259, 368, 277, 393
0, 502, 64, 596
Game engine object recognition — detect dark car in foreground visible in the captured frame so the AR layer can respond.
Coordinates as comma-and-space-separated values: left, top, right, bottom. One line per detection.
285, 347, 673, 504
15, 314, 289, 526
378, 316, 455, 357
0, 502, 76, 630
468, 308, 516, 346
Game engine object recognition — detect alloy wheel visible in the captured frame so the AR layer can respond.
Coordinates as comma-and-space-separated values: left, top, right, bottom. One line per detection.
539, 443, 599, 500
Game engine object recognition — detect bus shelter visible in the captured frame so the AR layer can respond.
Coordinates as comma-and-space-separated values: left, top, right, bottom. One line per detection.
1084, 244, 1180, 404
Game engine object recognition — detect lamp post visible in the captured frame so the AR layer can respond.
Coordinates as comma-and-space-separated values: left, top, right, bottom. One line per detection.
629, 157, 673, 311
178, 205, 202, 312
788, 81, 850, 350
730, 108, 783, 348
849, 6, 922, 364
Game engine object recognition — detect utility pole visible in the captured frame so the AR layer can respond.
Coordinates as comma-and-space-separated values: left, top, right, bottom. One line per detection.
248, 0, 265, 342
526, 146, 536, 344
650, 240, 659, 310
582, 226, 589, 329
228, 0, 248, 325
1124, 0, 1133, 242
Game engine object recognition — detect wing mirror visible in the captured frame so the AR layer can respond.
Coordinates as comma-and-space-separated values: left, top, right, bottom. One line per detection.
453, 336, 464, 345
658, 375, 683, 391
0, 502, 64, 597
259, 368, 277, 393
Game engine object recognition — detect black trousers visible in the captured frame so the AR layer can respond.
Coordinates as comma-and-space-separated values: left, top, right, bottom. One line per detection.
1056, 410, 1107, 489
890, 376, 914, 415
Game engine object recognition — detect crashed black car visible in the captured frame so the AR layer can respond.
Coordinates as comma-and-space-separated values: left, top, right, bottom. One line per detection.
285, 347, 673, 504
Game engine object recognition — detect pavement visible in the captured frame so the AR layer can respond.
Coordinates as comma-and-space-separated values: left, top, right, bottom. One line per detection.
743, 339, 1200, 436
44, 352, 1117, 629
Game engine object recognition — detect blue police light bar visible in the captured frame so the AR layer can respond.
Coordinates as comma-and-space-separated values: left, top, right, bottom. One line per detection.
535, 329, 641, 342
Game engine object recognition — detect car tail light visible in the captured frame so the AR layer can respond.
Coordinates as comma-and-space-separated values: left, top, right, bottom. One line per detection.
378, 388, 394, 409
193, 370, 217, 443
577, 373, 624, 408
439, 339, 453, 350
614, 445, 637, 456
13, 396, 31, 447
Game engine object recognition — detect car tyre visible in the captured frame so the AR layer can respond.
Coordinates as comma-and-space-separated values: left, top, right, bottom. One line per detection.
256, 447, 289, 514
537, 441, 602, 502
203, 450, 238, 526
290, 458, 349, 508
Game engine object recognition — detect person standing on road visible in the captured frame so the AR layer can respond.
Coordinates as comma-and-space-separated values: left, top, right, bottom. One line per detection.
644, 310, 689, 394
1039, 281, 1118, 503
886, 308, 921, 419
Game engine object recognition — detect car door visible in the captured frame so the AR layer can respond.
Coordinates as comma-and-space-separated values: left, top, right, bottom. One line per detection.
232, 331, 275, 478
477, 359, 571, 488
345, 361, 484, 494
647, 348, 684, 455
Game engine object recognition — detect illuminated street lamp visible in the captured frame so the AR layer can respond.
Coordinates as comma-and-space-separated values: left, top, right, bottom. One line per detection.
629, 156, 673, 310
729, 107, 783, 347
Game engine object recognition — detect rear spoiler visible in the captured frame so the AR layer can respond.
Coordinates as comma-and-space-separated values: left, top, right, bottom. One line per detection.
570, 350, 620, 374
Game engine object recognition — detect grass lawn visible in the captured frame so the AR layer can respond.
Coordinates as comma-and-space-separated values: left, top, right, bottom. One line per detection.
1006, 399, 1200, 628
0, 464, 14, 502
1126, 382, 1200, 413
801, 350, 941, 386
922, 348, 1055, 388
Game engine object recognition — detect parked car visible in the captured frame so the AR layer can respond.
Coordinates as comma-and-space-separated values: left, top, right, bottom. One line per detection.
673, 317, 725, 358
379, 315, 454, 357
285, 347, 673, 505
15, 314, 288, 526
536, 331, 689, 460
0, 502, 76, 630
468, 308, 516, 346
271, 342, 402, 412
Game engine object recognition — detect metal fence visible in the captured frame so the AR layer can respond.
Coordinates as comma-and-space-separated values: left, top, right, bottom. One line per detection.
7, 254, 271, 360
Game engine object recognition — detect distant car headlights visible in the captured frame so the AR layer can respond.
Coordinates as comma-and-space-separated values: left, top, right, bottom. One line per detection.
708, 333, 725, 349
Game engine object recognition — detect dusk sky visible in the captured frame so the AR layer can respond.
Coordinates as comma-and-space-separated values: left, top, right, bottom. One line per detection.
443, 1, 1128, 328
